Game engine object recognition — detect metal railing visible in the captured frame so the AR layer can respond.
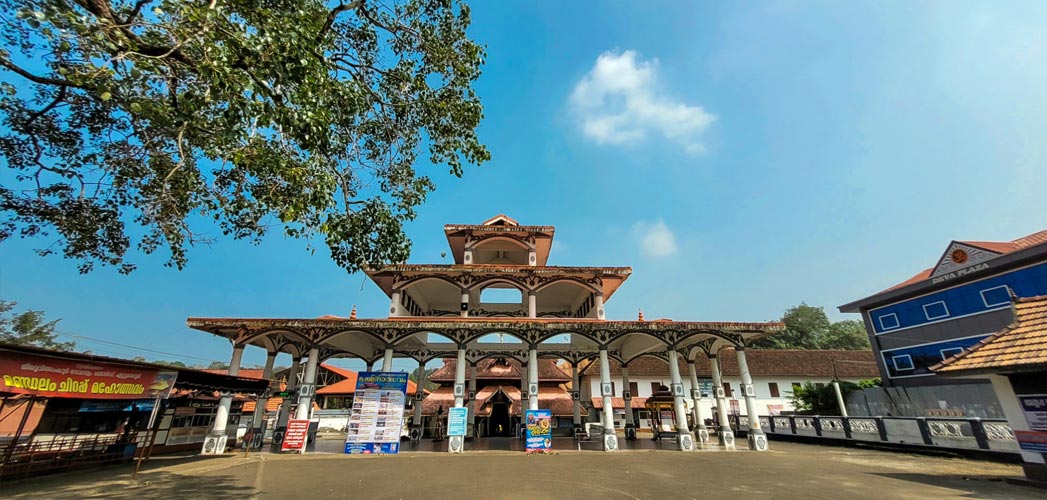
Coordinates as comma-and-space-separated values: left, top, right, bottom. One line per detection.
728, 414, 1020, 455
1, 431, 150, 481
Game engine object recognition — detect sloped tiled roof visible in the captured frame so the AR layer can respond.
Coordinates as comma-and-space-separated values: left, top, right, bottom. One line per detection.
881, 228, 1047, 293
591, 397, 648, 409
580, 349, 878, 379
315, 374, 419, 395
203, 368, 269, 380
934, 296, 1047, 375
429, 358, 570, 382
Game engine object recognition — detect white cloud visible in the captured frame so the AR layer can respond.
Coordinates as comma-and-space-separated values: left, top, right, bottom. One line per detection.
569, 50, 716, 153
633, 219, 678, 257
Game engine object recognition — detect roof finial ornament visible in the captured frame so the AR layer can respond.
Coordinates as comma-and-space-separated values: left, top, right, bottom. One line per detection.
638, 309, 645, 322
350, 305, 357, 320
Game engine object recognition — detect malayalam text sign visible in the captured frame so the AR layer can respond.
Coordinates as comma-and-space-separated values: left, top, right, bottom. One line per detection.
1018, 394, 1047, 432
525, 409, 552, 454
447, 407, 467, 437
282, 419, 310, 452
0, 351, 178, 400
344, 372, 408, 455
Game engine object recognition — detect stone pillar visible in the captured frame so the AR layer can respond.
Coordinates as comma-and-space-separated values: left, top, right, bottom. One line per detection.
202, 344, 244, 454
460, 290, 470, 318
668, 350, 694, 451
599, 348, 618, 451
736, 348, 768, 451
467, 363, 477, 437
571, 362, 582, 429
709, 353, 735, 450
251, 351, 278, 431
528, 347, 539, 410
295, 347, 320, 421
449, 347, 466, 453
622, 365, 635, 439
527, 292, 537, 318
275, 356, 301, 432
381, 346, 394, 372
594, 293, 605, 320
688, 359, 709, 443
412, 363, 426, 428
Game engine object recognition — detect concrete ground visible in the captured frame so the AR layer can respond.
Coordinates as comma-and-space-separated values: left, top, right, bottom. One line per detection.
2, 440, 1041, 499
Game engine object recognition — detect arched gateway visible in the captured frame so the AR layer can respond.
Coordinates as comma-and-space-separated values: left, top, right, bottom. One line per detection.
187, 214, 783, 454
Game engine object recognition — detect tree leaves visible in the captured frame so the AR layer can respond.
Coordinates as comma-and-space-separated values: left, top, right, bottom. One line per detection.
0, 0, 489, 274
752, 302, 872, 350
0, 299, 75, 351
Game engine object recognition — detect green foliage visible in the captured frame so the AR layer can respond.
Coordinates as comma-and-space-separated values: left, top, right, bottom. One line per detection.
0, 299, 75, 351
789, 378, 881, 414
409, 366, 440, 391
0, 0, 489, 274
752, 302, 871, 350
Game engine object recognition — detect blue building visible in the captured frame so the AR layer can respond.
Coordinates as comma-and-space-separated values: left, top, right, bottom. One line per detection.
839, 228, 1047, 415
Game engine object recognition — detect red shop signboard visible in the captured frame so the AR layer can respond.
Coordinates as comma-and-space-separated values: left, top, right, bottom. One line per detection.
0, 351, 178, 400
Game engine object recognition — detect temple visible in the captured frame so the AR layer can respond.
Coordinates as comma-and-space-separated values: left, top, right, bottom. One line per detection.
188, 214, 784, 453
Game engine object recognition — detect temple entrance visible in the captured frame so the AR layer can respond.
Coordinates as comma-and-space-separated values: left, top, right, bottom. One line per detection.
488, 392, 511, 437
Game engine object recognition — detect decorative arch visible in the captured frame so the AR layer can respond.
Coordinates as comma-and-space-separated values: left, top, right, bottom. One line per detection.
468, 235, 531, 251
469, 277, 528, 294
533, 277, 600, 295
393, 274, 462, 292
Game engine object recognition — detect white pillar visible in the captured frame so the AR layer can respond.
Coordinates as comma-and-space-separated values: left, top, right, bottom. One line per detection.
203, 344, 244, 454
528, 348, 539, 411
736, 348, 768, 451
390, 291, 404, 317
688, 360, 709, 443
571, 363, 581, 428
599, 348, 618, 451
460, 290, 470, 318
251, 351, 278, 429
594, 293, 605, 319
467, 363, 477, 436
295, 347, 320, 421
449, 347, 467, 453
709, 353, 735, 450
622, 365, 635, 437
381, 347, 394, 372
668, 350, 694, 451
832, 381, 849, 417
527, 292, 537, 318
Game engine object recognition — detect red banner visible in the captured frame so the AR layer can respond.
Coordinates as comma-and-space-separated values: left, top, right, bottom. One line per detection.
282, 419, 310, 452
0, 351, 178, 400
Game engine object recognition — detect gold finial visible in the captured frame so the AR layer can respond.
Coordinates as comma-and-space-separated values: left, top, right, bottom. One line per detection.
638, 309, 645, 322
350, 305, 357, 320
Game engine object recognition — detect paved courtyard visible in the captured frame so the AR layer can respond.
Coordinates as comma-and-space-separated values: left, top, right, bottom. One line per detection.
2, 441, 1040, 499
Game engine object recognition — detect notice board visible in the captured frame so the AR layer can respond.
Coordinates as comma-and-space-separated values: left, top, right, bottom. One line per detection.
344, 372, 408, 454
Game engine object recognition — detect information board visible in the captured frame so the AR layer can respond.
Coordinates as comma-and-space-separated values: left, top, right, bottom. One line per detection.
344, 372, 408, 454
525, 409, 552, 454
1019, 394, 1047, 431
447, 407, 468, 437
282, 419, 310, 452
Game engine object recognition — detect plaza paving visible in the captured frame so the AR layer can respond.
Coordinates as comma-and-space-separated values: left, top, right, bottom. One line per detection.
2, 440, 1041, 499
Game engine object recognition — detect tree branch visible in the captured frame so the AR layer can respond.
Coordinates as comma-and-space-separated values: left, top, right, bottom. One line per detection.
316, 1, 364, 43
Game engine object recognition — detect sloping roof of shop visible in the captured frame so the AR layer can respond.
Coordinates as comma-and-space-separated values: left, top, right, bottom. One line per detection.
934, 296, 1047, 375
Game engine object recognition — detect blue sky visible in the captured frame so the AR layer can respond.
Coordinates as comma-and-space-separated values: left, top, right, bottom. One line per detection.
3, 1, 1047, 370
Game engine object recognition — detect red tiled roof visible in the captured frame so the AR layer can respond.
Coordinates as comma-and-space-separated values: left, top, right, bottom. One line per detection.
420, 385, 580, 416
429, 358, 570, 382
590, 397, 648, 409
580, 349, 878, 379
882, 228, 1047, 293
934, 296, 1047, 374
315, 375, 419, 395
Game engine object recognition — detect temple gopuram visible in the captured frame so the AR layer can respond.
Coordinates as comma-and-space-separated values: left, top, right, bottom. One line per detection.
188, 214, 783, 453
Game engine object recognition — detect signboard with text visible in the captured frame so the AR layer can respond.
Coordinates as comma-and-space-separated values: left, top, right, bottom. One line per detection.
281, 419, 310, 452
0, 351, 178, 400
1019, 394, 1047, 431
1015, 430, 1047, 453
344, 372, 408, 455
447, 407, 467, 437
525, 409, 552, 454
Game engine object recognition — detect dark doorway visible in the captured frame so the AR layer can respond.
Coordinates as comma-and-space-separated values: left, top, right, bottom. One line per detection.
488, 392, 511, 437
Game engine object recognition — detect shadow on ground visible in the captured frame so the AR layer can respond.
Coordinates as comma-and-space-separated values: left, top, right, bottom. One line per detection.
867, 472, 1016, 498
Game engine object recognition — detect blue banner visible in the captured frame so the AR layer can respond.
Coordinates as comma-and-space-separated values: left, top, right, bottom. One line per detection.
344, 372, 409, 455
525, 409, 552, 453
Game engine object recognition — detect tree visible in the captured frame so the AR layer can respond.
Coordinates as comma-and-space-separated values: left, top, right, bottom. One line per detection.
752, 302, 871, 350
408, 366, 439, 391
207, 360, 230, 370
0, 300, 75, 351
822, 319, 871, 350
0, 0, 489, 274
789, 378, 881, 415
